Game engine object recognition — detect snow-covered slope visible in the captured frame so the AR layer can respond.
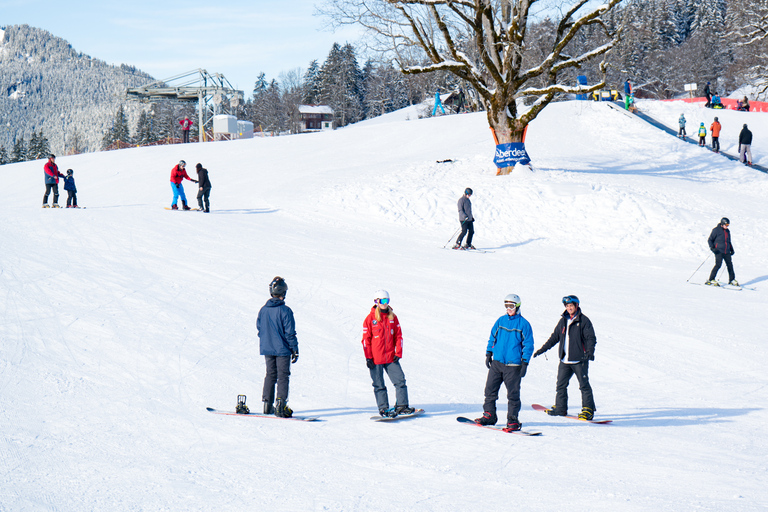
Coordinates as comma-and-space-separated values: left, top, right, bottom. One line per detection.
1, 100, 766, 511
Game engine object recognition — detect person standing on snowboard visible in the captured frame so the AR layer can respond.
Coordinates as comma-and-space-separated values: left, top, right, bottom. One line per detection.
475, 294, 534, 431
169, 160, 197, 210
533, 295, 597, 420
362, 290, 415, 417
258, 276, 299, 417
195, 163, 212, 212
453, 187, 475, 250
706, 218, 737, 287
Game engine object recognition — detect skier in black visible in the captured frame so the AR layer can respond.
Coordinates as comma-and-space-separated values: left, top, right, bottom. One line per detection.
453, 188, 475, 250
257, 276, 299, 417
195, 163, 212, 212
706, 218, 737, 287
533, 295, 598, 421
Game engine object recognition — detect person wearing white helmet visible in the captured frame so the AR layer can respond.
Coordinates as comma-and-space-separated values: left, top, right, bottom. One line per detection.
474, 293, 534, 431
361, 290, 414, 417
169, 160, 197, 210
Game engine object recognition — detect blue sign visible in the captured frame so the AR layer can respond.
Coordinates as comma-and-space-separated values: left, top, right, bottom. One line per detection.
494, 142, 530, 167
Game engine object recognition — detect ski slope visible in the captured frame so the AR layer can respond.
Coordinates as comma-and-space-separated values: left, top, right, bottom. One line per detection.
1, 100, 767, 511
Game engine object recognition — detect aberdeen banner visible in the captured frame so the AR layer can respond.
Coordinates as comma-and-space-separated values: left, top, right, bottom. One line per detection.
494, 142, 530, 167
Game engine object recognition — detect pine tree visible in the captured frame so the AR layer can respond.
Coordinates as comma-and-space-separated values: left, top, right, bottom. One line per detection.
303, 60, 321, 104
0, 146, 8, 165
318, 42, 364, 127
11, 136, 27, 163
112, 104, 131, 145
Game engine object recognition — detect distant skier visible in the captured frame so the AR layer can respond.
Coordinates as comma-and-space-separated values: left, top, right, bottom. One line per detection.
453, 188, 475, 250
169, 160, 197, 210
533, 295, 598, 421
257, 276, 298, 417
704, 82, 712, 108
623, 79, 632, 110
362, 290, 415, 417
179, 116, 193, 143
698, 123, 707, 147
43, 154, 65, 208
739, 124, 753, 166
710, 117, 721, 153
706, 218, 737, 287
474, 294, 533, 431
195, 163, 212, 212
63, 169, 78, 208
678, 113, 686, 138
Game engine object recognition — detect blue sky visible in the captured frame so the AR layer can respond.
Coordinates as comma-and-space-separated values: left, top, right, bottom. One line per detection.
1, 0, 363, 93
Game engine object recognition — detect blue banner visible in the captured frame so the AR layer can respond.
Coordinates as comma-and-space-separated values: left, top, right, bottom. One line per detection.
494, 142, 530, 167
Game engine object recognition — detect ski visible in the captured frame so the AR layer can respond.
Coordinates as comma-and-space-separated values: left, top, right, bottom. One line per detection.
445, 247, 494, 254
688, 282, 746, 291
370, 408, 425, 422
531, 404, 612, 424
456, 416, 542, 436
206, 407, 320, 422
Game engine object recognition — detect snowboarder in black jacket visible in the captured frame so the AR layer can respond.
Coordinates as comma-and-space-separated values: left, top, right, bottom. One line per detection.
533, 295, 598, 420
195, 163, 212, 212
707, 218, 737, 286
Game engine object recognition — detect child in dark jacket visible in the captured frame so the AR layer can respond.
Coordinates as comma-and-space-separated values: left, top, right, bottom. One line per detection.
63, 169, 78, 208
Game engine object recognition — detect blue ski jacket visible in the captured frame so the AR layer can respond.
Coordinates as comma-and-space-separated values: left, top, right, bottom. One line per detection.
486, 312, 534, 365
257, 298, 298, 356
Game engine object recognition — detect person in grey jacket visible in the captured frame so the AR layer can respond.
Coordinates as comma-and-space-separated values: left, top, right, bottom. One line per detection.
257, 276, 298, 417
453, 187, 475, 250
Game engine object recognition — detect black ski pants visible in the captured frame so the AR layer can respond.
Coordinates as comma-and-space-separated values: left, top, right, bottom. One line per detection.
483, 360, 523, 422
262, 355, 291, 405
43, 183, 59, 205
553, 361, 595, 413
66, 191, 77, 207
712, 136, 720, 152
709, 252, 735, 282
197, 186, 211, 211
457, 220, 474, 247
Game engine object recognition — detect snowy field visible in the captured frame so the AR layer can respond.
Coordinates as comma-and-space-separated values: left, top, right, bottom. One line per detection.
1, 100, 767, 511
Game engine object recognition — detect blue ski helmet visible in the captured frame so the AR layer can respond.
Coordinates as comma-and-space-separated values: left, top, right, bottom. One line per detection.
562, 295, 580, 305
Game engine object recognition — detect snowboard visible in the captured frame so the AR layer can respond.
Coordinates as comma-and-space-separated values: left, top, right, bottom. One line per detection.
456, 416, 542, 436
206, 407, 320, 422
370, 408, 425, 421
164, 207, 195, 211
531, 404, 612, 424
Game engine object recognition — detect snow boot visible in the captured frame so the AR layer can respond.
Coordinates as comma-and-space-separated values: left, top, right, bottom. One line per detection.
275, 398, 293, 418
395, 405, 415, 416
263, 401, 275, 415
474, 411, 497, 426
705, 280, 720, 287
546, 406, 567, 416
503, 418, 522, 432
578, 407, 594, 421
379, 407, 396, 418
171, 204, 178, 210
182, 200, 191, 211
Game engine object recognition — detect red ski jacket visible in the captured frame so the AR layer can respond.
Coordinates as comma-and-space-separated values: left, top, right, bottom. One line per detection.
170, 164, 193, 184
362, 306, 403, 365
179, 118, 193, 130
44, 160, 63, 184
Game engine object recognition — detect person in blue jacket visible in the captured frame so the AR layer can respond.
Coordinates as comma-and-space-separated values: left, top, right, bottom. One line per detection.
257, 276, 298, 417
474, 293, 534, 431
63, 169, 78, 208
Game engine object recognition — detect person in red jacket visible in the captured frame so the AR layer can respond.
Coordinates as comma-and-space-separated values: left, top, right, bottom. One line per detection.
169, 160, 197, 210
710, 117, 722, 153
179, 116, 193, 143
43, 154, 65, 207
362, 290, 415, 417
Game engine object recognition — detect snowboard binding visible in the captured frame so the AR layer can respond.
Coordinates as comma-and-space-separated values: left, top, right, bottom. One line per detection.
235, 394, 250, 414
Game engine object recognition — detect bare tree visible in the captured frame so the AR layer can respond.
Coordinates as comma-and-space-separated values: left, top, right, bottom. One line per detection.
727, 0, 768, 98
320, 0, 623, 165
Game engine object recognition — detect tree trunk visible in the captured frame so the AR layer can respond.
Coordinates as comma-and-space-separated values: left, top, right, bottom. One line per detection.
487, 102, 529, 175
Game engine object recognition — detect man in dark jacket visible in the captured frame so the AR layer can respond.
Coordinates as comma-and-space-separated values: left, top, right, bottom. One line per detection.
704, 82, 712, 108
739, 124, 753, 165
43, 154, 65, 207
257, 276, 298, 417
533, 295, 598, 420
195, 163, 212, 212
453, 187, 475, 250
707, 218, 737, 286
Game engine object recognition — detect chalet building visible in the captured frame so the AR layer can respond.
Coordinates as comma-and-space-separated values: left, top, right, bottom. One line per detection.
298, 105, 334, 132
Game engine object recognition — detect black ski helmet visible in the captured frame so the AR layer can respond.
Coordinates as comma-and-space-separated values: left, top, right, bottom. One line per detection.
720, 217, 730, 226
66, 169, 73, 175
269, 276, 288, 297
464, 187, 473, 196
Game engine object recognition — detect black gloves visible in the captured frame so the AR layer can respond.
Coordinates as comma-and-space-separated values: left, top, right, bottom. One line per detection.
393, 355, 400, 363
485, 351, 493, 369
533, 348, 545, 358
519, 362, 528, 378
366, 358, 375, 369
291, 350, 299, 364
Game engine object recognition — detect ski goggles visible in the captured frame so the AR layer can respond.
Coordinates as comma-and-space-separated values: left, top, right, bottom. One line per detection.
376, 298, 390, 305
504, 301, 520, 309
562, 295, 580, 305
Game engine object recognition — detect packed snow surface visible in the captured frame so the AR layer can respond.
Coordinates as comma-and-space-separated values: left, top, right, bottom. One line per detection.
1, 100, 767, 511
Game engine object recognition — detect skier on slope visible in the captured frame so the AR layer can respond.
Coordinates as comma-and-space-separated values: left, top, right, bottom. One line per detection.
678, 114, 686, 139
710, 117, 722, 153
698, 123, 707, 147
474, 294, 534, 431
453, 188, 475, 250
533, 295, 598, 421
63, 169, 78, 208
169, 160, 197, 210
257, 276, 299, 417
43, 154, 65, 208
706, 218, 738, 287
362, 290, 415, 417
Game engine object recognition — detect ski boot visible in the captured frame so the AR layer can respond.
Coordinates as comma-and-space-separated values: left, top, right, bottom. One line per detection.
52, 204, 61, 208
705, 280, 720, 287
235, 395, 250, 414
463, 244, 476, 250
275, 398, 293, 418
395, 405, 415, 416
474, 411, 497, 426
546, 406, 567, 416
729, 280, 739, 286
42, 204, 50, 208
503, 418, 522, 432
452, 243, 462, 250
578, 407, 594, 421
263, 400, 275, 415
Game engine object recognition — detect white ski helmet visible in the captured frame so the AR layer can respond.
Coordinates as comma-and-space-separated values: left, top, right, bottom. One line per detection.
504, 294, 521, 308
374, 289, 390, 303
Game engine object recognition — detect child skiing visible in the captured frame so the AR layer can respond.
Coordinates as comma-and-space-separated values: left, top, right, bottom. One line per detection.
63, 169, 78, 208
698, 123, 707, 147
362, 290, 415, 417
474, 294, 534, 431
678, 114, 686, 139
257, 276, 299, 417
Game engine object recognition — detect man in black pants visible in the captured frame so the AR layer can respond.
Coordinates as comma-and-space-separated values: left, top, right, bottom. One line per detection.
707, 218, 737, 286
533, 295, 598, 421
195, 163, 212, 212
453, 187, 475, 250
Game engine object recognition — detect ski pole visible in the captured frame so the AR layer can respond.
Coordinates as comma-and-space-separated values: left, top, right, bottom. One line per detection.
686, 254, 711, 282
443, 227, 461, 248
